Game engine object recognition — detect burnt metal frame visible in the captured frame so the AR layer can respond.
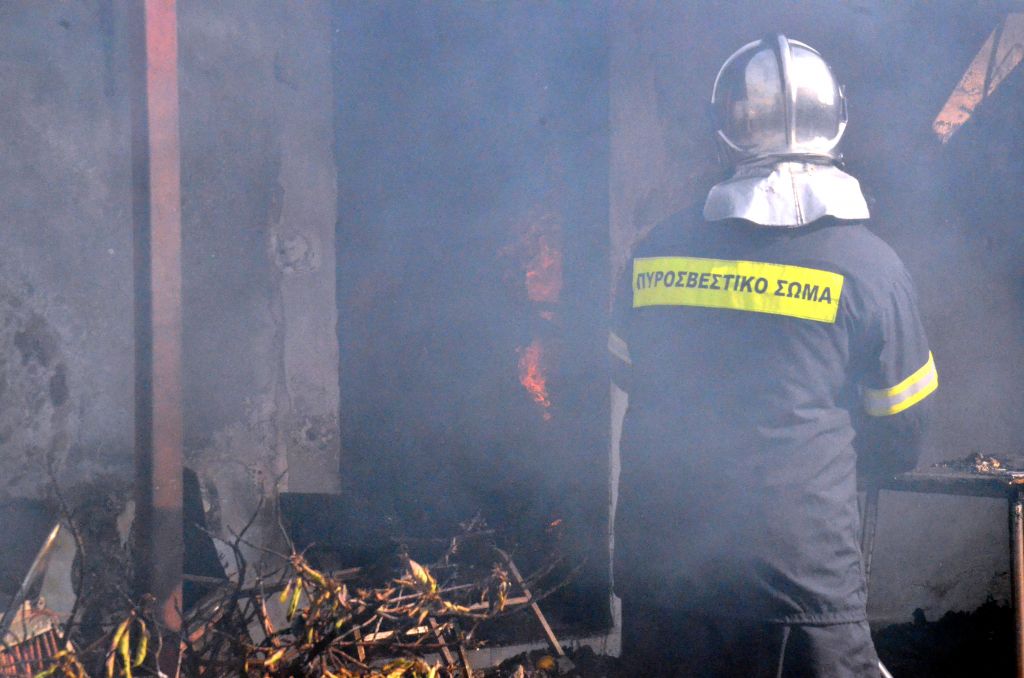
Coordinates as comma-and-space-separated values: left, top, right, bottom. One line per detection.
0, 524, 61, 642
865, 471, 1024, 678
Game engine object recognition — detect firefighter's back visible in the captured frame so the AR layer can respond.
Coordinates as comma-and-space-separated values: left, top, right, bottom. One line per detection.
614, 207, 915, 623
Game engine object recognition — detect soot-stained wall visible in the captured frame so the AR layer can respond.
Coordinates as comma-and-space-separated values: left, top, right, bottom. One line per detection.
610, 0, 1024, 623
0, 2, 129, 499
0, 2, 340, 555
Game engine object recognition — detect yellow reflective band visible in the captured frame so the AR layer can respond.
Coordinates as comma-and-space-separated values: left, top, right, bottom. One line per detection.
632, 256, 844, 323
863, 352, 938, 417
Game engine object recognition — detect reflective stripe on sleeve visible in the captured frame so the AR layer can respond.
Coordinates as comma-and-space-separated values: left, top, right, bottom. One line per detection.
863, 352, 938, 416
608, 331, 631, 365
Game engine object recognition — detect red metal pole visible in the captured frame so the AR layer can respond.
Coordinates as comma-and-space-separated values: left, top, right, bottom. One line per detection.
128, 1, 183, 672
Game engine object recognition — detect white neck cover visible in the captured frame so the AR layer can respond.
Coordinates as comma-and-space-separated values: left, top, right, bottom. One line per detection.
703, 161, 870, 227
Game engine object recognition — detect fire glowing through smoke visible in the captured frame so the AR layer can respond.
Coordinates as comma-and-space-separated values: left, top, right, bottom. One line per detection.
502, 210, 562, 420
525, 233, 562, 303
517, 339, 552, 420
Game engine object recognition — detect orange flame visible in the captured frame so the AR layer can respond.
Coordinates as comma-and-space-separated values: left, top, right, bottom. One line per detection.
517, 339, 552, 420
501, 208, 562, 419
498, 210, 563, 304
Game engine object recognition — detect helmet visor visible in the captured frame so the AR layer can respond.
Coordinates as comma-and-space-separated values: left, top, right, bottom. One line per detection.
790, 46, 846, 155
715, 48, 787, 157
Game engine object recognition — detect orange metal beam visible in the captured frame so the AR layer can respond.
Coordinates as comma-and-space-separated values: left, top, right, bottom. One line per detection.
129, 0, 183, 669
933, 13, 1024, 143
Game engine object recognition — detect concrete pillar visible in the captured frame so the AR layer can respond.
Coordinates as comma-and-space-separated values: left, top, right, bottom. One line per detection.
271, 0, 341, 493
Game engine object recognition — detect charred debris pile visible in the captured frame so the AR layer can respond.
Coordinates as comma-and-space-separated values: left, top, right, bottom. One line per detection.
0, 495, 591, 678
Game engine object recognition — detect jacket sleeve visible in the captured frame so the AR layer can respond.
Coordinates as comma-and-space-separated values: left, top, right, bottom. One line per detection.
854, 265, 937, 478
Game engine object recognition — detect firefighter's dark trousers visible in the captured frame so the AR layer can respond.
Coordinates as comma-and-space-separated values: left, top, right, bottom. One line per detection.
618, 595, 881, 677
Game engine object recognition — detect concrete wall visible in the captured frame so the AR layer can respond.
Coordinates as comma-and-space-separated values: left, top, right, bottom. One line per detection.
179, 0, 340, 542
609, 0, 1023, 623
0, 1, 340, 554
0, 2, 130, 499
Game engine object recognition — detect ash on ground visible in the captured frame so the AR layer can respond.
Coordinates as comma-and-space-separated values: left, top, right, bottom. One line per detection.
485, 647, 621, 677
485, 599, 1015, 678
873, 599, 1013, 677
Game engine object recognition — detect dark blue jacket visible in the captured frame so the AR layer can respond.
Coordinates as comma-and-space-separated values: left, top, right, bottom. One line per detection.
611, 208, 935, 623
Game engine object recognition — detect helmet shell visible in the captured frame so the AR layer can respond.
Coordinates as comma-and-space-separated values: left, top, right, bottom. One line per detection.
712, 35, 847, 165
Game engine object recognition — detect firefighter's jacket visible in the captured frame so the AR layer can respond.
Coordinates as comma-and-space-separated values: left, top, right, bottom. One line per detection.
610, 208, 936, 624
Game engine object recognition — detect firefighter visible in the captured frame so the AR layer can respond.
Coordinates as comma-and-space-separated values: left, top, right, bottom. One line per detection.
610, 35, 935, 677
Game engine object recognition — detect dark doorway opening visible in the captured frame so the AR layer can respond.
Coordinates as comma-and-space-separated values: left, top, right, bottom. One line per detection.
332, 2, 611, 633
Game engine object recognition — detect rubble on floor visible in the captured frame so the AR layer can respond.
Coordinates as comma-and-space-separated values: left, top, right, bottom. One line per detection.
873, 599, 1014, 677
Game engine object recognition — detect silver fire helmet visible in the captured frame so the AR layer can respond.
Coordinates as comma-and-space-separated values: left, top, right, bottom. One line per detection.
711, 35, 847, 166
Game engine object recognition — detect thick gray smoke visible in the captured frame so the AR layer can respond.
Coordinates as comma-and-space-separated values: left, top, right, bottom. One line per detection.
2, 0, 1023, 636
332, 1, 611, 625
